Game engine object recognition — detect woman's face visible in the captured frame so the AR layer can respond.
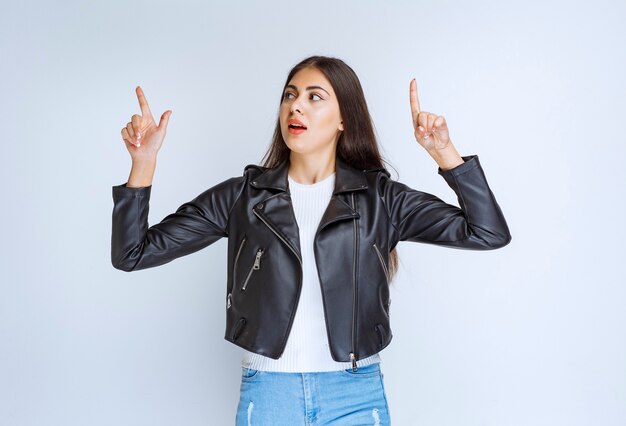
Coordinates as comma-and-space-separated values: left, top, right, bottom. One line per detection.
279, 67, 344, 156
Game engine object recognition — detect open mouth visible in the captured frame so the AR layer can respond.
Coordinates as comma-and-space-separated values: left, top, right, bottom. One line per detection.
288, 123, 307, 134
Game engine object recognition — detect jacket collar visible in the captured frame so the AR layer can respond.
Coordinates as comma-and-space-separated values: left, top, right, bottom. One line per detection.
250, 154, 368, 195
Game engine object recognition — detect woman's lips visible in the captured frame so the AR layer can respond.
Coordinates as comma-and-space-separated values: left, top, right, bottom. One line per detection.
288, 126, 307, 135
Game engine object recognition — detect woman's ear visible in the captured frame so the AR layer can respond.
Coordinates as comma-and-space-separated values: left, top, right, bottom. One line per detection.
339, 120, 344, 131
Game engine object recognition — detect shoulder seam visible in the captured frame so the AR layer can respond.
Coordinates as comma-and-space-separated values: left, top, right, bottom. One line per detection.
225, 173, 249, 234
375, 173, 399, 235
364, 168, 391, 177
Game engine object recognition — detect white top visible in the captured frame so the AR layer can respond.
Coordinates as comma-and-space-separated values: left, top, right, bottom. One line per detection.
241, 171, 382, 372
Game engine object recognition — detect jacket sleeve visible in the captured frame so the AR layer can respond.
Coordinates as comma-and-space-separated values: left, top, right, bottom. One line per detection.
111, 174, 246, 272
378, 154, 512, 250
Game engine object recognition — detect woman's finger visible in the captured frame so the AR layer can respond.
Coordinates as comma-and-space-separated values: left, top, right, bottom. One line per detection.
427, 113, 438, 133
121, 128, 135, 146
126, 122, 136, 140
417, 111, 429, 133
409, 79, 421, 127
158, 110, 172, 130
131, 114, 142, 138
121, 127, 138, 147
434, 115, 446, 130
136, 86, 153, 117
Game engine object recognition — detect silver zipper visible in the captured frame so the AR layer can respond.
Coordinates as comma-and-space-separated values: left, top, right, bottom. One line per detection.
241, 248, 264, 291
313, 195, 360, 363
253, 207, 303, 357
228, 236, 247, 309
253, 208, 302, 265
349, 192, 358, 372
372, 242, 389, 286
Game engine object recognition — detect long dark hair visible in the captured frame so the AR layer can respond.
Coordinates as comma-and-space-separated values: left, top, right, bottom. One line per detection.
260, 55, 399, 284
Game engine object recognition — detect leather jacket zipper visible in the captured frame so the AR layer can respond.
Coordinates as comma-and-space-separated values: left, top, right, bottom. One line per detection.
241, 248, 264, 291
372, 242, 389, 286
253, 208, 302, 265
228, 236, 247, 309
373, 242, 391, 315
253, 206, 303, 356
349, 192, 358, 372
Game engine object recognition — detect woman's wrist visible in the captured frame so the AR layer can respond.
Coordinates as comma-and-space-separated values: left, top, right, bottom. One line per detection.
426, 141, 464, 171
127, 157, 157, 187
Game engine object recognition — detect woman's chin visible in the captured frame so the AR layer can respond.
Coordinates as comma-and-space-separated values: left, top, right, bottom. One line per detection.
284, 139, 309, 154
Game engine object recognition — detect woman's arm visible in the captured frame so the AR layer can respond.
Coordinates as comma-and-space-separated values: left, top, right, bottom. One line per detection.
380, 79, 511, 250
378, 154, 512, 250
111, 175, 246, 272
112, 86, 247, 271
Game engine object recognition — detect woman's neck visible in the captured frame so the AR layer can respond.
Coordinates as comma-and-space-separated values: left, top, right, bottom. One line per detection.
288, 151, 336, 185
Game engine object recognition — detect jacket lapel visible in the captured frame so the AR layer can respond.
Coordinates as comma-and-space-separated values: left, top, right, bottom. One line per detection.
250, 154, 369, 261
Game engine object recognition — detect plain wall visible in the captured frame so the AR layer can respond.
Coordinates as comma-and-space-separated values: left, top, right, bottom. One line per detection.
1, 0, 625, 424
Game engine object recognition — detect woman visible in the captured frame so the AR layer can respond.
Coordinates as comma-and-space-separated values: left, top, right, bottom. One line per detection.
112, 55, 511, 425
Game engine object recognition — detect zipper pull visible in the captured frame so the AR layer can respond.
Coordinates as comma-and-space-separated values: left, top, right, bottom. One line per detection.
253, 249, 263, 270
350, 352, 357, 372
227, 293, 232, 309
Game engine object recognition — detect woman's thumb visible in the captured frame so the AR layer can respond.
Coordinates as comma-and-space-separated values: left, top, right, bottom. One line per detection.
159, 110, 172, 130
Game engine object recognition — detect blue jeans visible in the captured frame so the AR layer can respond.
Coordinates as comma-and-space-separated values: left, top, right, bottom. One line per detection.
235, 362, 391, 425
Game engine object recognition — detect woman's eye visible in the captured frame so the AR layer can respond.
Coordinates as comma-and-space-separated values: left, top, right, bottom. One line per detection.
282, 92, 322, 101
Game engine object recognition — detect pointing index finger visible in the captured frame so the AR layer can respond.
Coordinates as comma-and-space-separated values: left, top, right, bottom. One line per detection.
135, 86, 152, 117
410, 78, 421, 126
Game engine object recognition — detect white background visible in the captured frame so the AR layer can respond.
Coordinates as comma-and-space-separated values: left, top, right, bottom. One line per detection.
1, 0, 625, 424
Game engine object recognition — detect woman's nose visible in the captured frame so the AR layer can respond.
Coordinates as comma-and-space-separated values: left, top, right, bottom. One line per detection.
290, 101, 302, 114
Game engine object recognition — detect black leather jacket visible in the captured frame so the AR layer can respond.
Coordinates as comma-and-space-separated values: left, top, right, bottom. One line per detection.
111, 154, 511, 370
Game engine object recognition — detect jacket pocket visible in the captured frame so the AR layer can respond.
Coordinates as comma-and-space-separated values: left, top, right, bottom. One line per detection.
228, 236, 247, 309
375, 323, 386, 349
372, 242, 390, 286
241, 248, 265, 292
231, 317, 247, 341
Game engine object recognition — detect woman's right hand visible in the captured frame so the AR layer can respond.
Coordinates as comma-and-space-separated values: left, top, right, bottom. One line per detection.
121, 86, 172, 162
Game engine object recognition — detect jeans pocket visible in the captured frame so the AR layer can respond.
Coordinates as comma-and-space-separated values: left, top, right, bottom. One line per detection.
241, 366, 260, 380
341, 362, 381, 378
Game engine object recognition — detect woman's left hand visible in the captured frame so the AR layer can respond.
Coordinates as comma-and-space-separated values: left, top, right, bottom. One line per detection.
410, 79, 451, 151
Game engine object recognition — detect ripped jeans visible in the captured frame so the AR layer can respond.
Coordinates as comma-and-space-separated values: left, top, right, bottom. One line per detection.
235, 362, 391, 425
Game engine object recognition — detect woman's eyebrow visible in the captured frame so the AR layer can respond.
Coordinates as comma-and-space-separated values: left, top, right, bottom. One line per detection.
284, 84, 330, 96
